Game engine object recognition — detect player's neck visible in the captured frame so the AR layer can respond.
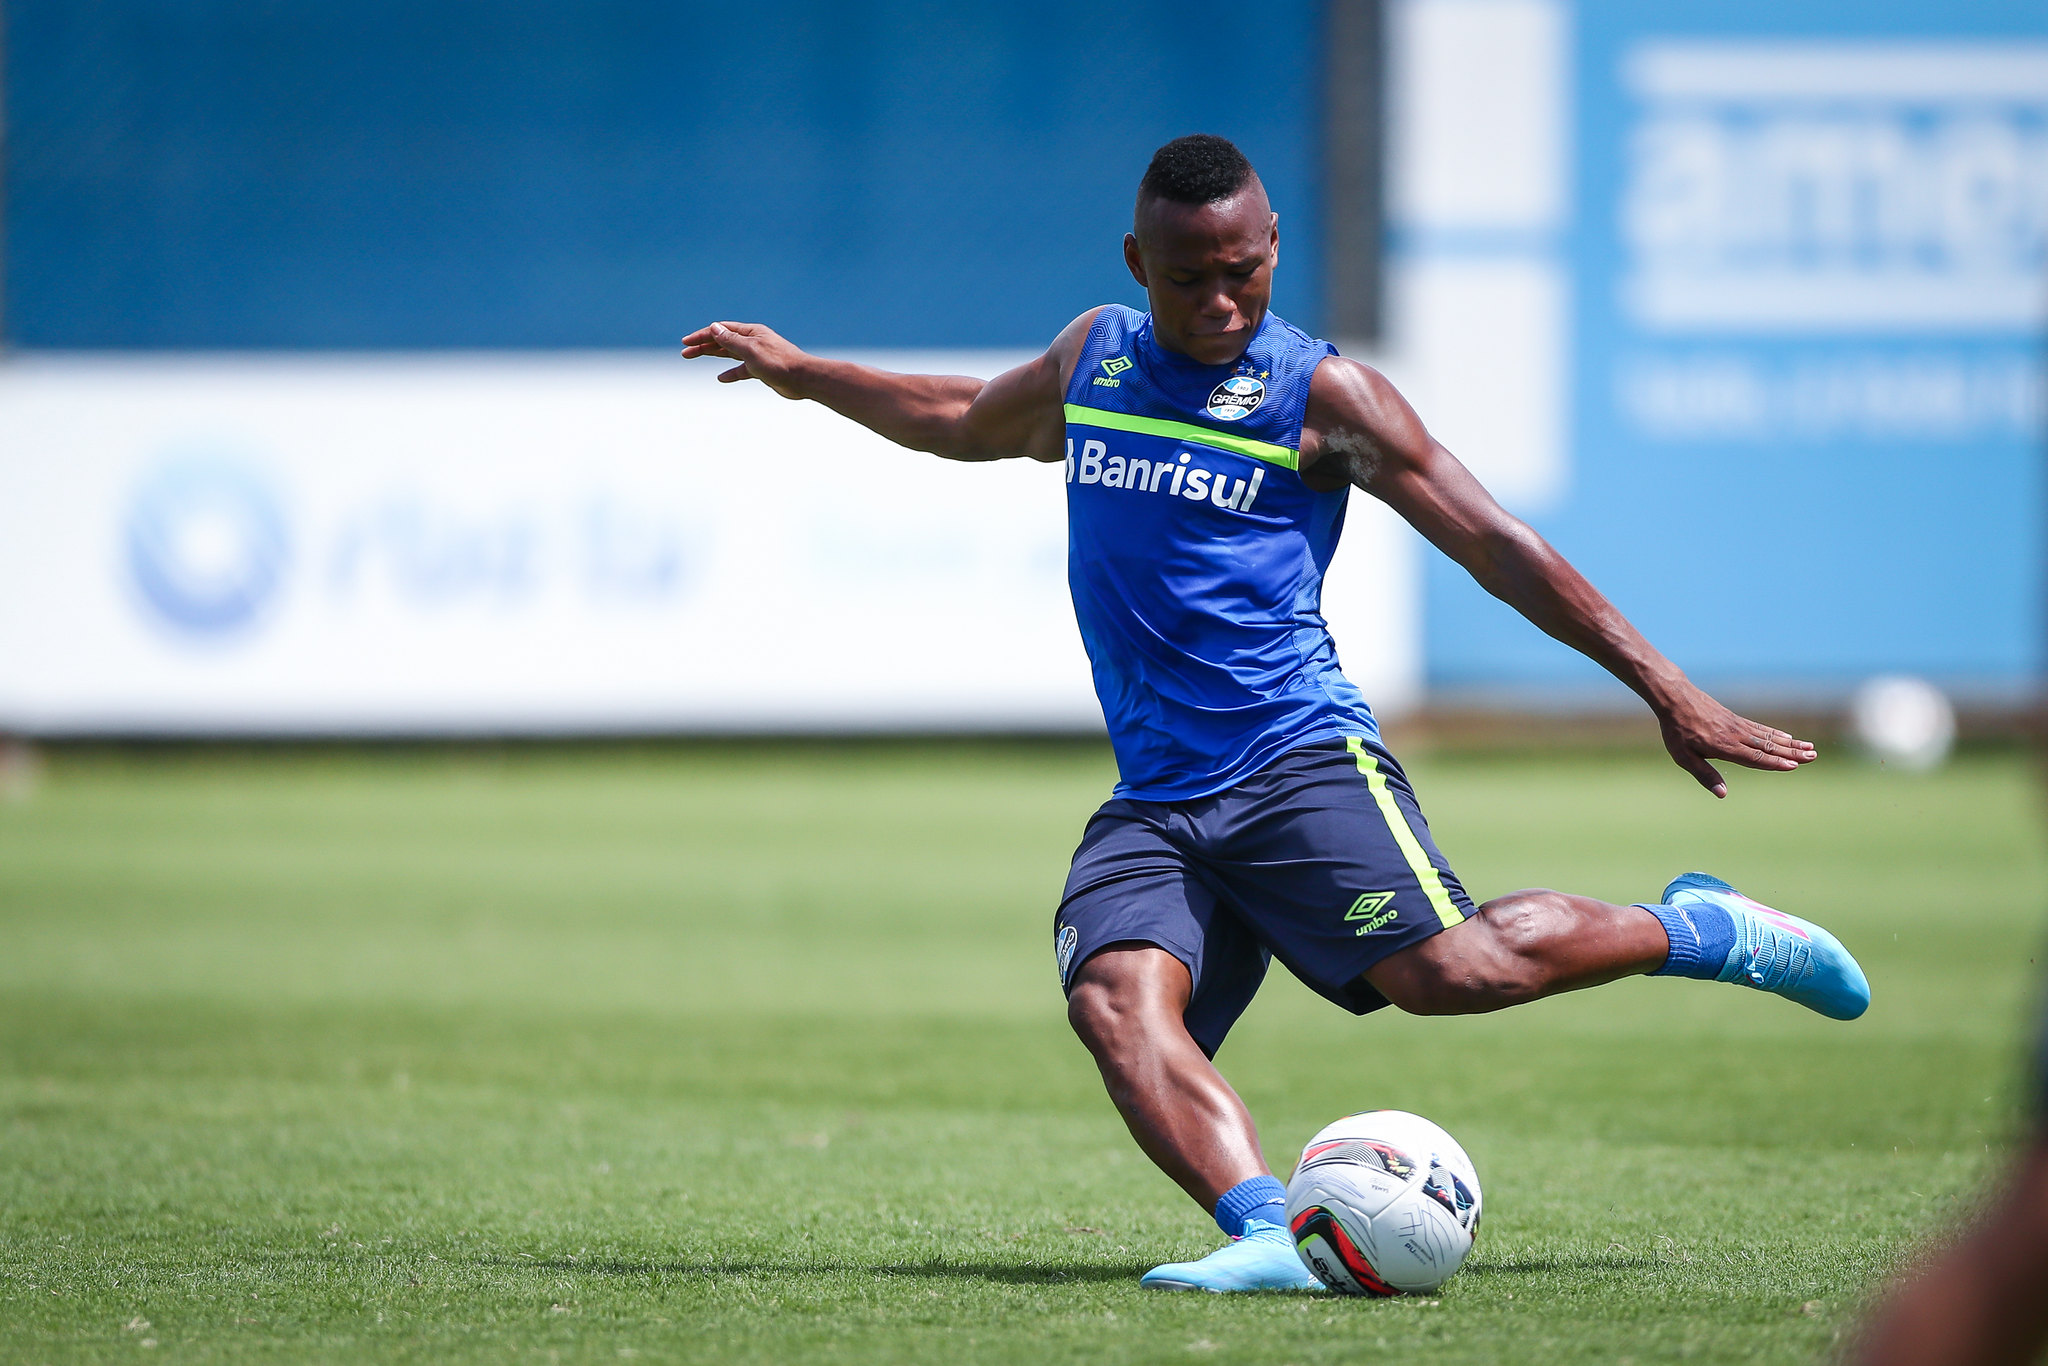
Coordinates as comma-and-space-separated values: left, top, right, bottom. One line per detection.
1145, 315, 1264, 370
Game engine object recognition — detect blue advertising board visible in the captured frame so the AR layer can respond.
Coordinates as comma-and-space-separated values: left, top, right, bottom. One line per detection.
1426, 0, 2047, 702
1, 0, 1321, 350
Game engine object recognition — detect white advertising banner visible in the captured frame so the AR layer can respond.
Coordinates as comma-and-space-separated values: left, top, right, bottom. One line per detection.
0, 354, 1420, 735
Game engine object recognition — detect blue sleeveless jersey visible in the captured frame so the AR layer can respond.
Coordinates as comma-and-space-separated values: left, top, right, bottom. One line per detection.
1063, 304, 1380, 801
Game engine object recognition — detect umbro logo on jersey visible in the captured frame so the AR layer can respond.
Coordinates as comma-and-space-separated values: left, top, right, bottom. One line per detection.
1094, 355, 1133, 389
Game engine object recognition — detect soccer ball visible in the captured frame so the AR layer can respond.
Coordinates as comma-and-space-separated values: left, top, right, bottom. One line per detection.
1285, 1109, 1482, 1295
1849, 674, 1955, 772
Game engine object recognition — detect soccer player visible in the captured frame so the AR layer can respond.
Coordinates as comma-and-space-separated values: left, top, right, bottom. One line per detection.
682, 134, 1869, 1293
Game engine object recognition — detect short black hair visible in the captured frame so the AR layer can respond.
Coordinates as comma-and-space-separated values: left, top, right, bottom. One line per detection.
1138, 134, 1256, 206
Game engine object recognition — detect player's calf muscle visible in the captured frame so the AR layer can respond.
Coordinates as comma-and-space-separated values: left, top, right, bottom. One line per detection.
1372, 892, 1664, 1016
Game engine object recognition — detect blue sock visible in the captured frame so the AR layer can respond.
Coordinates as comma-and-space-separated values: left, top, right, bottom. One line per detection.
1213, 1175, 1288, 1238
1645, 900, 1736, 979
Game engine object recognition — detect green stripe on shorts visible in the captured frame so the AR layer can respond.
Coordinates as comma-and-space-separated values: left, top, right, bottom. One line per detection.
1347, 736, 1465, 930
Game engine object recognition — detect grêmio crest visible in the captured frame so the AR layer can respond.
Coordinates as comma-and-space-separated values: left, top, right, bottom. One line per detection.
1206, 375, 1264, 421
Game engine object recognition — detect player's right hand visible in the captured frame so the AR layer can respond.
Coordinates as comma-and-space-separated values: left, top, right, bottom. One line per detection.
680, 321, 809, 400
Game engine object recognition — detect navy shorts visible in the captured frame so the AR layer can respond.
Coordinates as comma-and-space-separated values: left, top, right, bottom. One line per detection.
1053, 735, 1476, 1056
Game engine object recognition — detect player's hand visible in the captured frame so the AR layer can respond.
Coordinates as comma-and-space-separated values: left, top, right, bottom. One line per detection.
679, 321, 809, 400
1657, 687, 1816, 798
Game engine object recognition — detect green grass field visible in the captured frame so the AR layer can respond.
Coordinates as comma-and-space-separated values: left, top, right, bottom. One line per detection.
2, 740, 2043, 1364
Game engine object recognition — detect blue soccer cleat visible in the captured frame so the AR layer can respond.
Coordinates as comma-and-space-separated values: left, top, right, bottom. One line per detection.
1140, 1218, 1325, 1293
1664, 872, 1871, 1021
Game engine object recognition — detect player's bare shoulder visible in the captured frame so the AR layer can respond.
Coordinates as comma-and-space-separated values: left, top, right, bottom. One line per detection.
1048, 306, 1109, 390
1299, 354, 1433, 492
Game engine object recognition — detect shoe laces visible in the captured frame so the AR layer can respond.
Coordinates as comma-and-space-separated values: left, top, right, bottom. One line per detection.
1743, 924, 1813, 988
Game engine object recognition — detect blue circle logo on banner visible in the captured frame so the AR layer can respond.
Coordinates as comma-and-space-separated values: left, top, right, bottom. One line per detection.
125, 459, 290, 637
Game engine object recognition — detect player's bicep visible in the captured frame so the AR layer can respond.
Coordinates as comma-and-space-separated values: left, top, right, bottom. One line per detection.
953, 356, 1062, 460
1310, 359, 1512, 556
951, 307, 1102, 463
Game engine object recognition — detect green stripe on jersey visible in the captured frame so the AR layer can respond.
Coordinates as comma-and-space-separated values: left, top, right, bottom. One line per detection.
1063, 403, 1300, 470
1347, 736, 1465, 930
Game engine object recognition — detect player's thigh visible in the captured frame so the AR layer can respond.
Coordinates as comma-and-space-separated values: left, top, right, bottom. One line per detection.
1056, 801, 1269, 1058
1207, 736, 1477, 1015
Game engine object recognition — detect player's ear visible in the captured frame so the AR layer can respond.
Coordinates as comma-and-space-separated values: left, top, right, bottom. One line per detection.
1123, 232, 1149, 287
1268, 214, 1280, 271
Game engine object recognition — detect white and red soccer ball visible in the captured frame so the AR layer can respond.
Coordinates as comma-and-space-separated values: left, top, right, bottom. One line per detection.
1285, 1109, 1482, 1295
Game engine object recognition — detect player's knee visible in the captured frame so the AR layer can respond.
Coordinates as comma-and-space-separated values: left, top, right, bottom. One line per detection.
1067, 983, 1163, 1088
1065, 947, 1187, 1065
1065, 976, 1119, 1049
1066, 971, 1152, 1066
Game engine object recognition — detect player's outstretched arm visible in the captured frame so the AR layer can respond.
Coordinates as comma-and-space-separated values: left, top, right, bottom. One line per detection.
1302, 356, 1814, 797
679, 310, 1101, 464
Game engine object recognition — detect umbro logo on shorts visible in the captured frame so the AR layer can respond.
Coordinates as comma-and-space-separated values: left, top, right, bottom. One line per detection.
1345, 891, 1399, 935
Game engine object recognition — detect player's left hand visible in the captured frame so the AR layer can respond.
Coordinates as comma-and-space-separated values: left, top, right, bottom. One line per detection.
1658, 689, 1815, 798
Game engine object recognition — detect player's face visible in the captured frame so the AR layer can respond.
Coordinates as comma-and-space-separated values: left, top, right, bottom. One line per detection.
1125, 184, 1279, 367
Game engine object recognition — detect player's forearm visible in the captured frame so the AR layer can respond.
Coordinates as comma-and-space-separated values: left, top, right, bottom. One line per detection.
1464, 524, 1690, 712
786, 356, 991, 459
